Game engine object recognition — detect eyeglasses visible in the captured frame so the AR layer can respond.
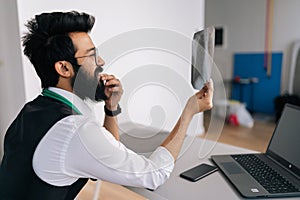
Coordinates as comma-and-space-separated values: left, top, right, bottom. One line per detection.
75, 48, 102, 66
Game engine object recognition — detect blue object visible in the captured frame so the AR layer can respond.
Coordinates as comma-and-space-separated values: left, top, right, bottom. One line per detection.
232, 52, 282, 114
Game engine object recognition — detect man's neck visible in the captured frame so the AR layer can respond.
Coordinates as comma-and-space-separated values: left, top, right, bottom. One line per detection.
55, 80, 73, 93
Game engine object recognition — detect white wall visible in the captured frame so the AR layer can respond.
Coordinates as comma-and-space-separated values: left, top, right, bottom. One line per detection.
1, 0, 205, 159
0, 0, 26, 160
205, 0, 300, 93
17, 0, 205, 101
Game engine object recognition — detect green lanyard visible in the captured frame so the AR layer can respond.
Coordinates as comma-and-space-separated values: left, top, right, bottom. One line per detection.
42, 89, 82, 115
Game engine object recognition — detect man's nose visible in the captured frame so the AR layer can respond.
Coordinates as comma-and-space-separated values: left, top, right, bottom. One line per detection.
96, 55, 105, 66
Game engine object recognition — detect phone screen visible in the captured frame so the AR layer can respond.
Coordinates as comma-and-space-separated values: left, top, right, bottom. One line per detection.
180, 163, 218, 182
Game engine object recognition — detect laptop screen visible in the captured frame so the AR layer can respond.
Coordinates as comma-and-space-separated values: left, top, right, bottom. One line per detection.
267, 104, 300, 176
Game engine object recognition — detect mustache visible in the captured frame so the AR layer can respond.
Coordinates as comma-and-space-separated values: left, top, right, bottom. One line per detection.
94, 66, 103, 79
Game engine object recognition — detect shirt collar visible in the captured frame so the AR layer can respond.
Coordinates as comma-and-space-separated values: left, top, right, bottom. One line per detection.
47, 87, 93, 116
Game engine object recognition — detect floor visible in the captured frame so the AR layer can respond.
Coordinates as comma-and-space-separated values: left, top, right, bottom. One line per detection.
76, 111, 276, 199
201, 110, 276, 152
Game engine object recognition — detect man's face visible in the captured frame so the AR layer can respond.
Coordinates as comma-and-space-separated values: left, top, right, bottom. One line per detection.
69, 32, 106, 101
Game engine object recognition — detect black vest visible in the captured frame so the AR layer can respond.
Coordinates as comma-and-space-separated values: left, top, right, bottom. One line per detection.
0, 95, 88, 200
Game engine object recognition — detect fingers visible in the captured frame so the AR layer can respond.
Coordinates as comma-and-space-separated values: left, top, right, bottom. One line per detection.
100, 74, 122, 88
204, 79, 214, 93
107, 85, 122, 93
195, 87, 207, 99
100, 74, 116, 85
100, 73, 113, 80
196, 79, 214, 99
207, 78, 214, 91
99, 74, 123, 107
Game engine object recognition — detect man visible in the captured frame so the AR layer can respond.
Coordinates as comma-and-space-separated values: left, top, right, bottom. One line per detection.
0, 11, 213, 199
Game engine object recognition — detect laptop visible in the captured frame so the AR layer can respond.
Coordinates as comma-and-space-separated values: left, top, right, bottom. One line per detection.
211, 104, 300, 198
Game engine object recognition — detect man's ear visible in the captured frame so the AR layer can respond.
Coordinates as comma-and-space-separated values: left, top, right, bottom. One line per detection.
54, 61, 74, 78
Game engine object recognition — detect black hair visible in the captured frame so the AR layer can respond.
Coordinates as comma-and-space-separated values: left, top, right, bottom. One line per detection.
22, 11, 95, 88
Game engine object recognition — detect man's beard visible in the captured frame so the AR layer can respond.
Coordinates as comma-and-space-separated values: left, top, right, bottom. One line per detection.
72, 66, 107, 102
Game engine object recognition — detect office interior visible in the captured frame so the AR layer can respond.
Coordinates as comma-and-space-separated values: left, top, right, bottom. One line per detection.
1, 0, 300, 199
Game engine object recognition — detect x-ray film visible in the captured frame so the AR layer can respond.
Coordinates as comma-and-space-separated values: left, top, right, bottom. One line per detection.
191, 27, 215, 90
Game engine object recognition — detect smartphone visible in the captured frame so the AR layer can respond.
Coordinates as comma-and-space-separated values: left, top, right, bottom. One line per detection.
95, 79, 107, 101
180, 163, 218, 182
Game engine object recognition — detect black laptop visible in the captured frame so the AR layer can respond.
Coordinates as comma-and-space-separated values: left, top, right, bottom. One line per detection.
211, 104, 300, 198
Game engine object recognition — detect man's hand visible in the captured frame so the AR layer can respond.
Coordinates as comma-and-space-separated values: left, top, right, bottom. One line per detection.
100, 74, 123, 110
183, 79, 214, 118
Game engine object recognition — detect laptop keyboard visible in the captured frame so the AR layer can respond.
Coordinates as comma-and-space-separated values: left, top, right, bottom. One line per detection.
232, 154, 299, 194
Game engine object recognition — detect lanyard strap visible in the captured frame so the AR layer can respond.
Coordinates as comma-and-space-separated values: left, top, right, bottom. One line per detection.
42, 89, 82, 115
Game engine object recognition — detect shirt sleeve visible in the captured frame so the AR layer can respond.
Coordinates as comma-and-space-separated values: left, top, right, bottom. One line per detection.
64, 118, 175, 190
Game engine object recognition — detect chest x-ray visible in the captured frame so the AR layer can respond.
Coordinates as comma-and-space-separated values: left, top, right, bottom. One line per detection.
191, 26, 215, 90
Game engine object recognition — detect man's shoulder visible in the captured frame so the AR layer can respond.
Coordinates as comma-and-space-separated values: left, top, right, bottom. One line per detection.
31, 95, 71, 110
22, 95, 75, 117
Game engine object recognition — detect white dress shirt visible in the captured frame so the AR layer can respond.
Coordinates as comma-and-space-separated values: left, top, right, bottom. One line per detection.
32, 87, 174, 190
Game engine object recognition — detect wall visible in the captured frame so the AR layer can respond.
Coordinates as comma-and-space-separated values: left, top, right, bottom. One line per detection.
1, 0, 205, 159
17, 0, 205, 101
0, 0, 26, 160
205, 0, 300, 94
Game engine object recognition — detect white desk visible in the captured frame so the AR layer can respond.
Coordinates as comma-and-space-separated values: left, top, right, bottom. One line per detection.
125, 137, 299, 200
